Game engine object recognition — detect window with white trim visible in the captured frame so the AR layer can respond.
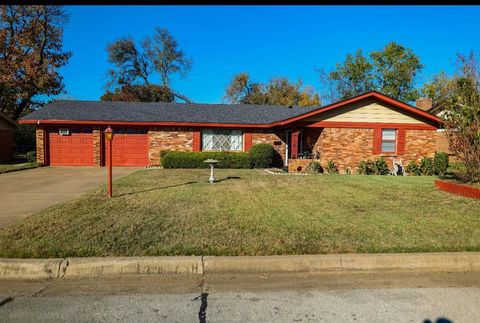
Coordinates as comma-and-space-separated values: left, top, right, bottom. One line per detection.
202, 129, 243, 151
381, 129, 397, 153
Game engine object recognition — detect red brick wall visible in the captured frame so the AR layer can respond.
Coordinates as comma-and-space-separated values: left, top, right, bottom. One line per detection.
313, 127, 436, 173
251, 129, 287, 166
148, 127, 194, 166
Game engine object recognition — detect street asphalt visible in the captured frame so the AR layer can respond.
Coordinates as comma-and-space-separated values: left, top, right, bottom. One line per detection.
1, 272, 479, 322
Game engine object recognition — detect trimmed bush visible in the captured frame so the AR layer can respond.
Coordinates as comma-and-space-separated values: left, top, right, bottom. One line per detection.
357, 158, 389, 175
306, 161, 323, 173
161, 151, 251, 169
406, 160, 420, 176
433, 152, 449, 176
326, 160, 339, 174
373, 157, 390, 175
249, 144, 275, 168
26, 151, 36, 163
419, 157, 435, 175
357, 160, 374, 175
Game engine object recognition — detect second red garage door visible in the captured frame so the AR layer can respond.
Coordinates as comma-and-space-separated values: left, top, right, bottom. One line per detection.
105, 129, 149, 166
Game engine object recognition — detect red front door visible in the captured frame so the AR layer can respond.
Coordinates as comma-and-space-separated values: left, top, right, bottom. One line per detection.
104, 130, 149, 166
290, 131, 300, 159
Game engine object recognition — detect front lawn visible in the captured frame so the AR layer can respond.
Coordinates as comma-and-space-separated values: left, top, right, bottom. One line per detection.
1, 169, 479, 258
0, 162, 40, 174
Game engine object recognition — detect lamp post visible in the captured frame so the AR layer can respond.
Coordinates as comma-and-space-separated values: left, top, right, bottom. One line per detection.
104, 126, 114, 198
204, 159, 219, 183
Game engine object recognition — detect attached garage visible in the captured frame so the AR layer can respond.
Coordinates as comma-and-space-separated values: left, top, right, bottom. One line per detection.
48, 128, 94, 166
104, 129, 149, 167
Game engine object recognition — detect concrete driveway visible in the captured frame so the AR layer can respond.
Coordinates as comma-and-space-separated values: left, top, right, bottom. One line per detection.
0, 167, 141, 228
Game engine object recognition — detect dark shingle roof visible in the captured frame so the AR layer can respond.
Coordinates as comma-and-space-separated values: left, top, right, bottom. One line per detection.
20, 100, 321, 125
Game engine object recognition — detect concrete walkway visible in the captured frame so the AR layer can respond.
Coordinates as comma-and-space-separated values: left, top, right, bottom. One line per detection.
0, 166, 142, 228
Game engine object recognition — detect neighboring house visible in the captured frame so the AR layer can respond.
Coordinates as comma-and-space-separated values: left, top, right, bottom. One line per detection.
19, 91, 442, 172
0, 111, 17, 162
424, 100, 458, 162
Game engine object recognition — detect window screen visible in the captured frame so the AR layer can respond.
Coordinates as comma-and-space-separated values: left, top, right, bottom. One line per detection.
202, 129, 243, 151
381, 129, 396, 153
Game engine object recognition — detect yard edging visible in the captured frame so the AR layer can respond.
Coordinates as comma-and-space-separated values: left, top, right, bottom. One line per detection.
435, 179, 480, 199
1, 252, 480, 280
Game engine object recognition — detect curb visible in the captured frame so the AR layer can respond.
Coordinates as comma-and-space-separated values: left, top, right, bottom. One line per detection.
1, 252, 479, 280
203, 253, 480, 274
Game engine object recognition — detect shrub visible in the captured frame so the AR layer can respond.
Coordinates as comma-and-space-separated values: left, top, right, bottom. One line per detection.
373, 157, 390, 175
161, 151, 251, 169
14, 124, 36, 154
306, 161, 323, 173
326, 160, 339, 174
26, 151, 36, 163
406, 160, 420, 176
433, 152, 449, 176
419, 157, 435, 175
249, 144, 275, 168
357, 160, 374, 175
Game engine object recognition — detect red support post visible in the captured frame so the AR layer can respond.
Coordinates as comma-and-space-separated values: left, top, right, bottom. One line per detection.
108, 138, 112, 198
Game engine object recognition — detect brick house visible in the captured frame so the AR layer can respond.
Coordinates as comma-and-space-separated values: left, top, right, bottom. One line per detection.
0, 111, 17, 162
19, 91, 442, 173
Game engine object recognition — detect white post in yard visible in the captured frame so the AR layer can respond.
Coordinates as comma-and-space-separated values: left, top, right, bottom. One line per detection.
204, 159, 219, 183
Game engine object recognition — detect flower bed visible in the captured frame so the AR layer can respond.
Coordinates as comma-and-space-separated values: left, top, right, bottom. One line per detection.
435, 179, 480, 199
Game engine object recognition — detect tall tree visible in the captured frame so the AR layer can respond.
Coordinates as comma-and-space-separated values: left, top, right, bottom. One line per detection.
421, 71, 455, 114
440, 52, 480, 183
223, 73, 320, 106
103, 27, 192, 103
320, 49, 373, 102
143, 27, 192, 88
320, 42, 423, 103
0, 5, 72, 120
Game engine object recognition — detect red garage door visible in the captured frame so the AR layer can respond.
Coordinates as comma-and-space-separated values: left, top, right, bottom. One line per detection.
49, 128, 94, 166
105, 129, 148, 166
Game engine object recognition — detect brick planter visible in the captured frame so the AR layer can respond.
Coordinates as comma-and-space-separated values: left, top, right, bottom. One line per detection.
435, 179, 480, 199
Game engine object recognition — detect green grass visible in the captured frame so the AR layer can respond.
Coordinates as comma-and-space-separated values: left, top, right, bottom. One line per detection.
1, 169, 479, 258
0, 162, 40, 174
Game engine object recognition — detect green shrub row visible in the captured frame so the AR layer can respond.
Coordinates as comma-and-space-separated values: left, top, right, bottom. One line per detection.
161, 144, 276, 169
357, 157, 390, 175
161, 151, 251, 169
406, 153, 449, 176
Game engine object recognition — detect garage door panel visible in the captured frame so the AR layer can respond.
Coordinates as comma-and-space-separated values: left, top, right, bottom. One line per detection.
104, 133, 148, 166
49, 132, 94, 166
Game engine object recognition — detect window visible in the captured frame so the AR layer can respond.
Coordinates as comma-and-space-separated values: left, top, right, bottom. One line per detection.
381, 129, 397, 153
202, 129, 243, 151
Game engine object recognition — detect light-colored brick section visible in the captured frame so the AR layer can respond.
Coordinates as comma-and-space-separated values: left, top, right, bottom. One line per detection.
35, 128, 45, 164
148, 127, 194, 166
311, 128, 436, 173
92, 128, 102, 166
404, 129, 436, 161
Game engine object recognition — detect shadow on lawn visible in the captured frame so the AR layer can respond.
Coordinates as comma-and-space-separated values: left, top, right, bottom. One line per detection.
116, 181, 198, 197
115, 176, 241, 197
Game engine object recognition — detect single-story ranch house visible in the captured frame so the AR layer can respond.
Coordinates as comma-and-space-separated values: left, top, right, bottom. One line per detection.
19, 91, 443, 173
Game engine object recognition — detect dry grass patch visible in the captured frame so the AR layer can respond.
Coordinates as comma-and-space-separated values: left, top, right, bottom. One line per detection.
1, 169, 479, 258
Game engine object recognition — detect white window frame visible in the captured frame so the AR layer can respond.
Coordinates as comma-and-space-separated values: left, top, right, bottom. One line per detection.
201, 129, 243, 152
381, 129, 397, 153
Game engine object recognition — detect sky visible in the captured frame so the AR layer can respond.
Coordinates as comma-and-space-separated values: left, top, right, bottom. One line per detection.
59, 5, 480, 104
